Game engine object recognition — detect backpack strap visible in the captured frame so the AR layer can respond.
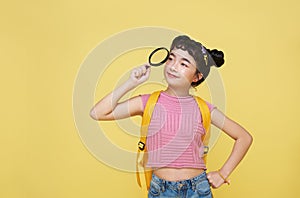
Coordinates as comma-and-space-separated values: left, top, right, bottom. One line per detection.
136, 90, 161, 190
193, 96, 211, 164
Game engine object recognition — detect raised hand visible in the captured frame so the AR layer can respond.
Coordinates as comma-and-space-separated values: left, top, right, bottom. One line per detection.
128, 63, 151, 87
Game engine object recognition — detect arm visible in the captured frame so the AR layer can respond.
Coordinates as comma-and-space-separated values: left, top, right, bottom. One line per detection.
89, 64, 150, 121
207, 108, 253, 188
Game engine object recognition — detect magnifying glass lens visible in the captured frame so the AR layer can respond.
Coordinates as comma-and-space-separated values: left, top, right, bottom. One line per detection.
148, 47, 170, 67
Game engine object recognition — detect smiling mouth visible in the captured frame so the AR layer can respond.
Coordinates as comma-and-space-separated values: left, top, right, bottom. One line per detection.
167, 72, 179, 78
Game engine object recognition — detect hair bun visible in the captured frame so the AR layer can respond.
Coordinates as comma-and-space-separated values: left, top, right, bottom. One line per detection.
207, 49, 225, 67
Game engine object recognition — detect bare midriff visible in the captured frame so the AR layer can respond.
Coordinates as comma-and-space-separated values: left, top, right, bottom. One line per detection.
153, 167, 205, 181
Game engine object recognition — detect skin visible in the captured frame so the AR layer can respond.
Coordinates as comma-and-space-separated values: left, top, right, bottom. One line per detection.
90, 48, 253, 189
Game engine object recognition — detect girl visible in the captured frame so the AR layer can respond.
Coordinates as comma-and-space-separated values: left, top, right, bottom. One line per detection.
90, 35, 253, 197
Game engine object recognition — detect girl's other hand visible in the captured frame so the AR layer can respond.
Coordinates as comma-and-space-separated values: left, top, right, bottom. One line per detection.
207, 171, 230, 189
129, 64, 151, 87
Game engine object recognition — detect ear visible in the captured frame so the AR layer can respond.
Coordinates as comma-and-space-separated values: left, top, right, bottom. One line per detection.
192, 73, 203, 82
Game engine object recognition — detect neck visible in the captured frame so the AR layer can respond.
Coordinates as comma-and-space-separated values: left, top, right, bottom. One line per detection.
164, 86, 190, 97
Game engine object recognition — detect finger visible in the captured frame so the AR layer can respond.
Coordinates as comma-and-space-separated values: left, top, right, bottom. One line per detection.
208, 180, 215, 188
132, 69, 137, 77
134, 69, 141, 79
133, 70, 138, 78
141, 66, 147, 75
137, 69, 142, 77
206, 174, 211, 180
144, 67, 151, 79
141, 64, 147, 71
206, 174, 212, 183
207, 177, 213, 186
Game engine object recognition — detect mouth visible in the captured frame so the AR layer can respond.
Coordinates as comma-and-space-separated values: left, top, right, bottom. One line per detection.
167, 72, 179, 78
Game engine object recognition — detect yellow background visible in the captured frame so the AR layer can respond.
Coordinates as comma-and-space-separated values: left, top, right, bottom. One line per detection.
1, 0, 300, 197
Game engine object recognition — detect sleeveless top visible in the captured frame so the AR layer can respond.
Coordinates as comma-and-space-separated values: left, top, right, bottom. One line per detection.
140, 91, 216, 169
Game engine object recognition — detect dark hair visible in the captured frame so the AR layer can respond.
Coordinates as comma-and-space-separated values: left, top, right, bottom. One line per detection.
170, 35, 225, 87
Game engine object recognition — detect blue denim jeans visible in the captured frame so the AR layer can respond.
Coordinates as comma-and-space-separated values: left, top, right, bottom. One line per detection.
148, 171, 213, 198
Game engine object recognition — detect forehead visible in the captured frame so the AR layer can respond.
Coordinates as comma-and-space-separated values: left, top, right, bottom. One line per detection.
170, 48, 196, 64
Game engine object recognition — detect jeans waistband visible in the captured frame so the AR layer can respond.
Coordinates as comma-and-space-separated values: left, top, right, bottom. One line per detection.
151, 171, 207, 190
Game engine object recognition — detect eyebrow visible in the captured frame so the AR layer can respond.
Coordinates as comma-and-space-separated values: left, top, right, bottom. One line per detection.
170, 52, 192, 64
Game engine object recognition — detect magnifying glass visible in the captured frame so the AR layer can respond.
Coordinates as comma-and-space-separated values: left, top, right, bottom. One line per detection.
147, 47, 170, 68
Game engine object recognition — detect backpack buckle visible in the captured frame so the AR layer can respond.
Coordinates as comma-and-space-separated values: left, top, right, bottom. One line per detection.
138, 141, 145, 151
203, 146, 209, 154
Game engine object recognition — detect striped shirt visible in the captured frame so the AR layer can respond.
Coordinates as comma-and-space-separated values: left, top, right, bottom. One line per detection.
140, 91, 215, 169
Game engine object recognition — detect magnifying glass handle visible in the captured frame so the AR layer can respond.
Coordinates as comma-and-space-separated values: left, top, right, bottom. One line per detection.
145, 65, 151, 69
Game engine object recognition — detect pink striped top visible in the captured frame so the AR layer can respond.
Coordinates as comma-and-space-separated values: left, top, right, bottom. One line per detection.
140, 91, 215, 169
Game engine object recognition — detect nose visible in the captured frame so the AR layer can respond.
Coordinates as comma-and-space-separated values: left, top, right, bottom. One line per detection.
168, 60, 179, 71
170, 65, 177, 72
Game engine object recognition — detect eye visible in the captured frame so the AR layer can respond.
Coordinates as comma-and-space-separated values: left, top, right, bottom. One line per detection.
181, 63, 188, 67
168, 57, 173, 60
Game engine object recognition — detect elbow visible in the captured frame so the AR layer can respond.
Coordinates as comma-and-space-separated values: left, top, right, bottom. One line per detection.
245, 132, 253, 147
89, 108, 111, 121
89, 108, 99, 121
236, 130, 253, 148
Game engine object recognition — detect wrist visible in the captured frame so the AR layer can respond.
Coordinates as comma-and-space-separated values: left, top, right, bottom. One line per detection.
125, 79, 138, 90
217, 169, 230, 185
218, 168, 230, 179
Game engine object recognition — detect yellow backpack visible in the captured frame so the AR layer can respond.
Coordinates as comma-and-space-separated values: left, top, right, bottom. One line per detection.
136, 90, 211, 190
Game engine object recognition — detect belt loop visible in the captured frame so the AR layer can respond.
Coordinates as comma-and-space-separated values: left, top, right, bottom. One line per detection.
162, 180, 166, 192
191, 179, 196, 191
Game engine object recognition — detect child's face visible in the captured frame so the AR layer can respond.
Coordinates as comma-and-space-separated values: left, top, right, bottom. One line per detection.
164, 48, 202, 88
